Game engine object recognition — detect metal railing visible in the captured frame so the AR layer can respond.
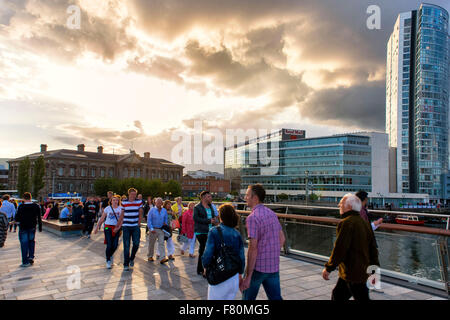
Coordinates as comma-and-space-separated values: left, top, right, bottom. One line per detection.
210, 202, 450, 230
233, 207, 450, 297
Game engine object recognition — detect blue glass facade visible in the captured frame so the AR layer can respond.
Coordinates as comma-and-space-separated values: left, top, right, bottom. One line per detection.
225, 134, 372, 196
414, 4, 449, 198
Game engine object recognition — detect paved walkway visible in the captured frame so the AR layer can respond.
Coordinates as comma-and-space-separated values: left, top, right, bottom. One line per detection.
0, 229, 446, 300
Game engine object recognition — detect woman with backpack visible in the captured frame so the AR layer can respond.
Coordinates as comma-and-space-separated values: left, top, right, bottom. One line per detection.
202, 204, 245, 300
94, 195, 123, 269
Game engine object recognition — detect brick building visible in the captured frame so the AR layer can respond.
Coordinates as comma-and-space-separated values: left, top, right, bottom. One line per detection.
8, 144, 183, 199
182, 174, 231, 198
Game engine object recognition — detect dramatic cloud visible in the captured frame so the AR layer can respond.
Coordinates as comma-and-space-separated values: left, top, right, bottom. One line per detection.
127, 55, 186, 85
2, 0, 449, 170
185, 39, 310, 109
2, 0, 137, 62
301, 83, 386, 130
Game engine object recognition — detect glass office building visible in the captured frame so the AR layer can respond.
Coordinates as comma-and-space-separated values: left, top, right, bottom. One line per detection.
386, 3, 449, 201
225, 132, 372, 202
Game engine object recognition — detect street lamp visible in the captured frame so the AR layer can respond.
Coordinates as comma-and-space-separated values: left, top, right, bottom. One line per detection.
52, 170, 56, 197
305, 170, 309, 206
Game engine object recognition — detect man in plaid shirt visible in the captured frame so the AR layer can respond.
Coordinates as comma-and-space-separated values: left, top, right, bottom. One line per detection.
240, 184, 285, 300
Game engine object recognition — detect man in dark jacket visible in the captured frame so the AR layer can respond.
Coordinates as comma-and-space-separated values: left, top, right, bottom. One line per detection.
322, 193, 379, 301
193, 191, 218, 276
14, 192, 42, 267
71, 199, 84, 224
83, 197, 98, 238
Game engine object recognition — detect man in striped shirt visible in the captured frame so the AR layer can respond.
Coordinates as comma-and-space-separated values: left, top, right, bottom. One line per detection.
115, 188, 143, 271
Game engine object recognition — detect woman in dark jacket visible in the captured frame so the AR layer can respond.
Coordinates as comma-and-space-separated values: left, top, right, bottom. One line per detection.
202, 204, 245, 300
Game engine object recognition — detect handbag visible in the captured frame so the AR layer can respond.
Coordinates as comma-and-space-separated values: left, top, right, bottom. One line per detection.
161, 224, 172, 240
103, 206, 122, 244
177, 234, 189, 244
205, 227, 241, 286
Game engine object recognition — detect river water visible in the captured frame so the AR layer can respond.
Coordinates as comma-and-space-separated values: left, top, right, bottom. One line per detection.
285, 222, 445, 282
238, 215, 445, 283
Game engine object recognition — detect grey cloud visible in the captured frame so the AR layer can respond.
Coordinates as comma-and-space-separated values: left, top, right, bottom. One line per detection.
5, 0, 137, 62
300, 83, 386, 131
185, 39, 310, 105
53, 135, 82, 145
127, 55, 185, 84
243, 25, 287, 66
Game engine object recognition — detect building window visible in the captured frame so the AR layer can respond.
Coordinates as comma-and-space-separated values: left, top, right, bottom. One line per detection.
70, 167, 75, 177
58, 183, 63, 191
91, 168, 96, 177
124, 168, 128, 178
130, 168, 134, 178
81, 168, 87, 177
137, 169, 141, 178
58, 167, 64, 176
90, 184, 94, 191
109, 169, 114, 177
80, 184, 84, 191
100, 169, 105, 177
69, 184, 74, 191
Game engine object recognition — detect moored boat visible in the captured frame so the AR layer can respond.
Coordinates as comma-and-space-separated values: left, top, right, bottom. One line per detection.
395, 215, 425, 225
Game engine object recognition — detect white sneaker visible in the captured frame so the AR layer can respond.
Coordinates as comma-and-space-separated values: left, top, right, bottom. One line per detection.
106, 261, 112, 269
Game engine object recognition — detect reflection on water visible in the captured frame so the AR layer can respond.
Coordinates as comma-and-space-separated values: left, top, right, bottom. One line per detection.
238, 215, 444, 282
284, 222, 443, 282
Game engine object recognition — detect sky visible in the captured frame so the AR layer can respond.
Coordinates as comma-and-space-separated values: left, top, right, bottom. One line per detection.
0, 0, 449, 173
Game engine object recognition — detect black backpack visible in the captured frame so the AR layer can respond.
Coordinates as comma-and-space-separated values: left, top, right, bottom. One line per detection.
206, 227, 241, 285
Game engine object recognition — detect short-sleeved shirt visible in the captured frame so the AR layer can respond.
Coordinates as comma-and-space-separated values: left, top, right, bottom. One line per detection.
246, 204, 282, 273
104, 206, 123, 226
121, 200, 143, 227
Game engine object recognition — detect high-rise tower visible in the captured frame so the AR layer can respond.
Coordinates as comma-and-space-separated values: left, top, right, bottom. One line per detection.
386, 3, 449, 200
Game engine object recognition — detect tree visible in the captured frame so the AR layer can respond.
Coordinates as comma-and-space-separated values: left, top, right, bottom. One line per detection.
17, 157, 31, 197
163, 180, 182, 197
143, 179, 163, 197
32, 156, 45, 198
94, 178, 115, 197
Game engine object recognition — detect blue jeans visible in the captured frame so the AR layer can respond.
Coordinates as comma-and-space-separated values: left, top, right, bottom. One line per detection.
122, 226, 141, 266
104, 227, 120, 262
18, 228, 36, 265
242, 270, 282, 300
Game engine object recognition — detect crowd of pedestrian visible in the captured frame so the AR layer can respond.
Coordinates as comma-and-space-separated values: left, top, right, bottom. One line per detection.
0, 183, 381, 301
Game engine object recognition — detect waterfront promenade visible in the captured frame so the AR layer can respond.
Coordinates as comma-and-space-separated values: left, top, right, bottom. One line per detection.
0, 230, 445, 300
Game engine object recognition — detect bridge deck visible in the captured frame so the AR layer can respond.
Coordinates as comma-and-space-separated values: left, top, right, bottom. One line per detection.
0, 229, 446, 300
